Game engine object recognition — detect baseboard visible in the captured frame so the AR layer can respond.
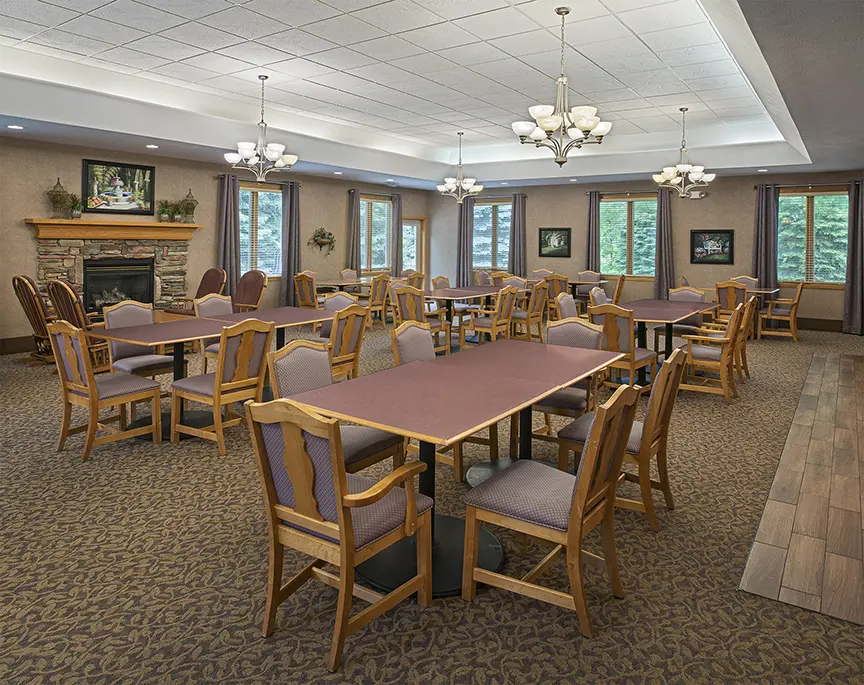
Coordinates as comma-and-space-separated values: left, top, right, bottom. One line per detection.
799, 318, 843, 332
0, 336, 36, 355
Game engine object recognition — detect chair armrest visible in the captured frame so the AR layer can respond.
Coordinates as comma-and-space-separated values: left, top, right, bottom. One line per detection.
88, 321, 106, 329
682, 334, 730, 343
342, 461, 427, 535
86, 311, 101, 320
771, 298, 794, 304
235, 303, 260, 312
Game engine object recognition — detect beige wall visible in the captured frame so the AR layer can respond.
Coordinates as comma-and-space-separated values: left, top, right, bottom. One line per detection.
429, 170, 859, 321
0, 136, 427, 339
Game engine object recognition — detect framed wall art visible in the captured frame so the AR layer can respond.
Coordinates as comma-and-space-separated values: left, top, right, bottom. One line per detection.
538, 227, 571, 258
82, 159, 155, 215
690, 230, 734, 264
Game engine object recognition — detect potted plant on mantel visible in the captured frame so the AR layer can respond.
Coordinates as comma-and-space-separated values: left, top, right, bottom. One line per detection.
171, 202, 182, 223
158, 200, 171, 222
67, 194, 83, 219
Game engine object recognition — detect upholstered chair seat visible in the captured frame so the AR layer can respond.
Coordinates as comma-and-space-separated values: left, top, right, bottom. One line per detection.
172, 372, 219, 397
72, 371, 160, 400
340, 426, 405, 468
760, 306, 790, 316
557, 412, 643, 454
470, 316, 495, 329
633, 347, 659, 363
536, 386, 588, 412
511, 309, 528, 320
684, 343, 723, 362
204, 342, 220, 355
112, 353, 175, 374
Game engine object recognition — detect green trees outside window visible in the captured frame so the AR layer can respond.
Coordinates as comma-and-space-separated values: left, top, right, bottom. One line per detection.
473, 202, 512, 270
240, 186, 282, 276
359, 199, 391, 272
778, 193, 848, 283
599, 198, 657, 276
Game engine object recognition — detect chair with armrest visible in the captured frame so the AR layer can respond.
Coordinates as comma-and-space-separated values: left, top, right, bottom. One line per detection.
462, 384, 640, 638
294, 272, 319, 310
458, 286, 518, 350
393, 284, 451, 354
611, 275, 626, 305
46, 279, 109, 372
164, 267, 226, 316
574, 270, 601, 312
432, 275, 471, 323
702, 295, 757, 382
170, 318, 274, 454
48, 320, 161, 460
715, 281, 747, 321
732, 275, 758, 289
557, 349, 687, 531
357, 273, 389, 329
511, 280, 547, 343
321, 305, 369, 381
245, 398, 432, 672
406, 272, 425, 289
588, 303, 657, 393
678, 304, 743, 401
316, 292, 359, 339
234, 269, 268, 312
339, 268, 362, 294
532, 268, 553, 279
194, 293, 234, 373
475, 270, 492, 286
490, 271, 512, 287
268, 339, 404, 473
652, 286, 706, 351
12, 274, 54, 364
544, 273, 569, 320
556, 292, 580, 320
758, 282, 804, 341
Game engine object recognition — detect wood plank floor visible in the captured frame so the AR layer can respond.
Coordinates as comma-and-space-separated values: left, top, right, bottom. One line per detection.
740, 351, 864, 625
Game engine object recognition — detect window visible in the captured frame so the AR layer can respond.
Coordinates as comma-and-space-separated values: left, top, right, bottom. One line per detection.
239, 184, 282, 276
402, 219, 422, 273
778, 191, 849, 283
599, 196, 657, 276
359, 197, 391, 272
472, 201, 512, 270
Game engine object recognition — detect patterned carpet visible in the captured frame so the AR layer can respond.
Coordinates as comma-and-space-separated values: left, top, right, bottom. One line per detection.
2, 328, 864, 685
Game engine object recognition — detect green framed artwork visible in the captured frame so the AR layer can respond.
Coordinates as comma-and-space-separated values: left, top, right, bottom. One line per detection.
82, 159, 155, 215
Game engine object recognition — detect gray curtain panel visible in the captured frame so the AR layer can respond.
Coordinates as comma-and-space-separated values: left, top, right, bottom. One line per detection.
279, 181, 301, 306
752, 184, 780, 296
508, 193, 527, 277
586, 190, 601, 271
456, 196, 475, 287
390, 192, 403, 276
843, 179, 863, 335
654, 188, 674, 299
217, 174, 240, 296
346, 189, 362, 274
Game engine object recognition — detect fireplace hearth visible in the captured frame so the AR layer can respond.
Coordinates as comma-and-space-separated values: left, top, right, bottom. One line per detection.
83, 258, 154, 313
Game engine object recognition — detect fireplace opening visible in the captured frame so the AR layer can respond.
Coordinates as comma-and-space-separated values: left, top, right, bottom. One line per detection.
83, 258, 155, 313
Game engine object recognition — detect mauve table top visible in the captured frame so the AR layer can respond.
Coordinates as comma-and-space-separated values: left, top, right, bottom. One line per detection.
204, 306, 333, 328
317, 277, 374, 286
291, 339, 622, 446
92, 317, 230, 346
426, 285, 526, 299
620, 298, 719, 323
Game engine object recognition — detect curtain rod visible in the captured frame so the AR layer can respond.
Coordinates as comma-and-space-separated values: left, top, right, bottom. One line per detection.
753, 182, 851, 190
585, 190, 657, 195
214, 174, 301, 187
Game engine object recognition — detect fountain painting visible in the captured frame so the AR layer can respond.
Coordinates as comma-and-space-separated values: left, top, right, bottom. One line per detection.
82, 160, 155, 215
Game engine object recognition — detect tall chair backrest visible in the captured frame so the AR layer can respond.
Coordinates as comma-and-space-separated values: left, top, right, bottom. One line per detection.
328, 305, 368, 378
715, 281, 747, 313
407, 272, 424, 289
215, 319, 274, 399
368, 274, 390, 306
401, 269, 416, 276
103, 300, 154, 361
490, 271, 511, 287
391, 321, 436, 365
547, 318, 603, 349
318, 292, 359, 337
493, 285, 519, 323
475, 271, 491, 286
668, 286, 705, 327
503, 276, 527, 291
679, 276, 690, 287
194, 293, 234, 318
532, 269, 553, 279
589, 287, 608, 306
195, 267, 227, 299
588, 303, 636, 354
732, 276, 758, 289
545, 274, 568, 301
235, 269, 268, 312
294, 273, 318, 309
555, 292, 579, 319
790, 281, 805, 309
576, 270, 600, 297
340, 268, 358, 280
640, 348, 687, 451
47, 279, 89, 328
393, 285, 427, 325
268, 340, 333, 398
432, 276, 450, 290
527, 281, 548, 316
740, 295, 757, 339
570, 385, 640, 525
611, 275, 626, 304
13, 274, 51, 344
47, 320, 94, 397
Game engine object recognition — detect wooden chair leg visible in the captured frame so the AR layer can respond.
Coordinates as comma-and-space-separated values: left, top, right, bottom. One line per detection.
489, 423, 499, 460
327, 561, 355, 672
656, 447, 674, 510
452, 441, 464, 483
557, 442, 570, 472
543, 412, 553, 436
600, 507, 624, 599
82, 405, 99, 461
170, 391, 180, 443
262, 541, 285, 637
393, 441, 406, 469
459, 326, 466, 350
416, 512, 432, 607
118, 403, 127, 431
509, 414, 518, 456
536, 319, 544, 343
152, 392, 162, 444
791, 315, 799, 342
461, 505, 480, 601
130, 400, 137, 423
213, 404, 227, 456
741, 346, 751, 378
58, 400, 72, 452
566, 546, 593, 638
638, 460, 659, 531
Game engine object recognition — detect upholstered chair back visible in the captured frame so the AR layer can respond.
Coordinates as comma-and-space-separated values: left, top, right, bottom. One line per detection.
589, 287, 608, 306
47, 279, 88, 328
527, 281, 548, 315
195, 267, 227, 299
547, 318, 603, 350
328, 305, 367, 358
668, 286, 706, 327
368, 274, 389, 306
588, 304, 635, 354
340, 268, 358, 280
494, 286, 518, 321
391, 321, 436, 365
216, 320, 273, 388
406, 273, 424, 289
544, 274, 568, 300
732, 276, 758, 288
269, 340, 332, 398
432, 276, 450, 290
13, 274, 51, 341
532, 269, 553, 279
679, 276, 690, 287
103, 300, 154, 360
393, 285, 426, 324
555, 292, 579, 319
318, 292, 359, 338
194, 293, 233, 318
234, 270, 267, 311
48, 320, 92, 393
475, 270, 491, 286
575, 270, 600, 297
716, 281, 747, 311
294, 273, 318, 308
490, 271, 511, 287
502, 276, 526, 290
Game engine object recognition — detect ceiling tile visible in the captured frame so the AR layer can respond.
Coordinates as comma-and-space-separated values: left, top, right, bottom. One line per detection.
644, 92, 697, 106
657, 101, 709, 114
672, 58, 738, 81
640, 22, 717, 51
258, 29, 337, 54
136, 70, 189, 87
124, 34, 205, 60
160, 22, 244, 50
722, 112, 769, 125
419, 0, 508, 20
202, 73, 265, 93
597, 51, 666, 75
616, 0, 706, 33
390, 52, 455, 74
600, 0, 677, 11
319, 0, 382, 10
436, 41, 508, 66
306, 46, 378, 69
182, 52, 254, 73
581, 87, 640, 103
94, 46, 171, 69
151, 61, 218, 82
0, 0, 78, 27
489, 28, 559, 56
707, 96, 761, 112
454, 7, 542, 40
0, 16, 46, 40
46, 0, 109, 10
516, 0, 608, 26
696, 85, 753, 101
471, 56, 541, 78
348, 62, 415, 84
266, 57, 335, 78
626, 114, 678, 131
80, 57, 140, 73
605, 97, 651, 111
577, 34, 650, 62
198, 7, 288, 40
606, 119, 644, 134
133, 0, 230, 20
398, 23, 478, 51
685, 72, 746, 91
352, 35, 425, 60
216, 41, 292, 65
657, 42, 729, 67
352, 0, 443, 33
616, 106, 660, 119
28, 29, 113, 56
59, 15, 147, 44
565, 15, 632, 46
245, 0, 342, 26
304, 14, 386, 44
15, 42, 86, 61
713, 105, 765, 117
90, 0, 185, 33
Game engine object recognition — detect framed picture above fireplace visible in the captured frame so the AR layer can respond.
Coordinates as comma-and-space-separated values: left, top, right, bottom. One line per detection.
82, 159, 155, 215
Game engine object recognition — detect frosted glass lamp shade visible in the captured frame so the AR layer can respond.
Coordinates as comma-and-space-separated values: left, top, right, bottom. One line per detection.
662, 167, 677, 175
224, 152, 242, 164
577, 115, 600, 131
591, 121, 612, 136
653, 174, 664, 183
436, 185, 447, 192
691, 166, 704, 173
676, 164, 692, 173
702, 173, 716, 182
264, 149, 283, 161
566, 128, 584, 140
537, 115, 563, 132
266, 143, 285, 153
240, 148, 257, 160
669, 176, 682, 184
281, 154, 298, 166
529, 127, 546, 141
444, 177, 456, 184
274, 159, 286, 167
444, 182, 456, 191
528, 105, 554, 119
688, 171, 704, 181
237, 142, 255, 150
470, 185, 483, 193
461, 178, 476, 189
512, 121, 536, 136
570, 106, 597, 118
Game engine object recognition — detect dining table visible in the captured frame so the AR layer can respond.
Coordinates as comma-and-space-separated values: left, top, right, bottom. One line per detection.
316, 276, 375, 292
290, 339, 622, 597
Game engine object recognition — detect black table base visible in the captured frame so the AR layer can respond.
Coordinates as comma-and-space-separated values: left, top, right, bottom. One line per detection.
355, 514, 504, 598
464, 406, 532, 488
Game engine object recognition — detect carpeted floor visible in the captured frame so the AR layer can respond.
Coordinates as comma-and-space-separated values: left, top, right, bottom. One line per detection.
2, 329, 864, 684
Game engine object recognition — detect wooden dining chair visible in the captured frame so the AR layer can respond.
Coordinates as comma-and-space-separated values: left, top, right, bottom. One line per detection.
316, 292, 359, 338
555, 292, 580, 320
194, 293, 234, 373
392, 284, 451, 354
463, 384, 640, 638
234, 269, 268, 312
589, 286, 608, 307
490, 271, 512, 287
12, 274, 54, 365
702, 295, 757, 382
432, 275, 471, 324
406, 272, 425, 289
268, 340, 404, 472
459, 285, 518, 350
390, 321, 499, 483
558, 349, 687, 531
164, 267, 226, 316
652, 286, 706, 351
475, 270, 492, 286
732, 275, 758, 289
294, 272, 319, 310
611, 275, 626, 305
48, 320, 161, 460
46, 279, 110, 372
715, 280, 747, 321
357, 273, 389, 329
544, 273, 569, 320
574, 270, 601, 312
170, 318, 274, 455
758, 281, 804, 341
532, 268, 553, 279
322, 304, 369, 381
588, 303, 657, 393
511, 280, 548, 343
338, 268, 362, 294
679, 303, 744, 401
245, 398, 432, 672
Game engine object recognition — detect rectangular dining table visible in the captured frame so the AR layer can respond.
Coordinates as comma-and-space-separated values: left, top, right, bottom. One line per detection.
202, 305, 333, 348
316, 277, 375, 291
291, 339, 622, 597
427, 285, 526, 324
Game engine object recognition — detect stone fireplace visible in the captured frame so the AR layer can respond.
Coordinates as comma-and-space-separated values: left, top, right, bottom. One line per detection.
83, 257, 155, 313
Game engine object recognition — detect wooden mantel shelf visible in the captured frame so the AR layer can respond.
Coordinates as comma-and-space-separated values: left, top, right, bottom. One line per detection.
25, 218, 202, 240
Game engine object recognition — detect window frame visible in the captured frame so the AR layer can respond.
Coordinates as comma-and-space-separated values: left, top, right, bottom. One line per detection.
599, 193, 657, 278
777, 187, 849, 286
401, 215, 425, 274
359, 194, 392, 274
472, 199, 512, 272
239, 181, 283, 278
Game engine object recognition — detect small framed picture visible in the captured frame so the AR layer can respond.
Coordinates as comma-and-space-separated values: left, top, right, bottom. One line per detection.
690, 230, 734, 264
82, 159, 155, 215
539, 227, 571, 258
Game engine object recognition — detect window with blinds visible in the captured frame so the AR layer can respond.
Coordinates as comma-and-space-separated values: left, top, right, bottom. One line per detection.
778, 191, 849, 283
599, 196, 657, 276
472, 201, 512, 270
359, 197, 391, 272
239, 183, 282, 276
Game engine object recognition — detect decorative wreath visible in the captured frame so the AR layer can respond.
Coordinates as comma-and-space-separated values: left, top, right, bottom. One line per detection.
308, 227, 336, 255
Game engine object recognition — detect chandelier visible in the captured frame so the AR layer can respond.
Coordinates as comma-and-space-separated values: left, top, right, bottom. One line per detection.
436, 132, 483, 203
653, 107, 716, 198
511, 6, 612, 167
223, 75, 298, 182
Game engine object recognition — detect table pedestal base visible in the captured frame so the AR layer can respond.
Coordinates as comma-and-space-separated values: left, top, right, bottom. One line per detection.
131, 410, 221, 441
355, 514, 503, 598
465, 457, 516, 488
